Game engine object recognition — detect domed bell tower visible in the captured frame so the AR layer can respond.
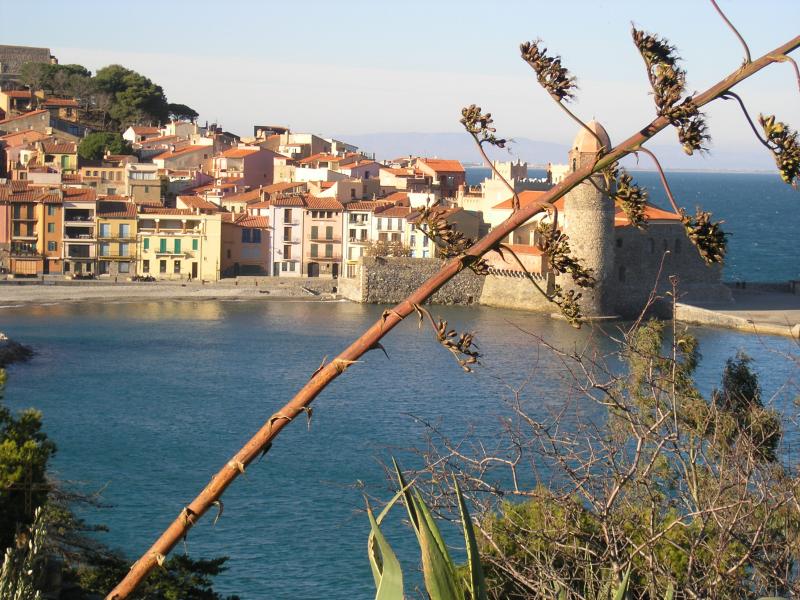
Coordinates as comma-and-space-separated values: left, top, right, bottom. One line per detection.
559, 120, 616, 318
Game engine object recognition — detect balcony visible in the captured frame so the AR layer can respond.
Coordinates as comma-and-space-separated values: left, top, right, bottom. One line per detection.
64, 232, 95, 241
348, 237, 369, 244
67, 249, 93, 259
281, 237, 301, 244
98, 253, 137, 260
11, 216, 36, 222
306, 253, 342, 262
97, 233, 137, 241
154, 249, 194, 258
10, 243, 40, 258
309, 236, 341, 243
11, 232, 37, 241
64, 217, 94, 226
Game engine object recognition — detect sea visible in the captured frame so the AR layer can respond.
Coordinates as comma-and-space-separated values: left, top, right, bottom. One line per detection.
0, 171, 798, 598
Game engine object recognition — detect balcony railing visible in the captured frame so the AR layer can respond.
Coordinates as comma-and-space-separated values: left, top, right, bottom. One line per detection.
10, 244, 40, 257
97, 234, 137, 241
11, 233, 37, 241
64, 233, 95, 240
309, 236, 341, 243
98, 253, 137, 260
282, 237, 301, 244
154, 249, 194, 258
305, 254, 342, 261
348, 237, 369, 244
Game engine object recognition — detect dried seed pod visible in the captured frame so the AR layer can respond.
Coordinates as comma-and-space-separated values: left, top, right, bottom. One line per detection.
520, 40, 577, 102
536, 223, 595, 288
461, 104, 506, 149
680, 207, 728, 265
611, 168, 649, 229
759, 114, 800, 187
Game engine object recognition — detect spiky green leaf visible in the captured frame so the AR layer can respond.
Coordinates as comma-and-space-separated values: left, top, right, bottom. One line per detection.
454, 478, 487, 600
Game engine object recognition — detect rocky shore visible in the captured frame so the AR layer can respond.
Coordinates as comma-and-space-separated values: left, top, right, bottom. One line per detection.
0, 332, 34, 368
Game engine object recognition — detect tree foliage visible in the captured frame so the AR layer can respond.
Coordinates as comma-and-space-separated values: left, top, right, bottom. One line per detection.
167, 103, 199, 122
77, 132, 133, 161
94, 65, 169, 127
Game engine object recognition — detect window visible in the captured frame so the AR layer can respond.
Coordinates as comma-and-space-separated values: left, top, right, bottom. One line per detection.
119, 243, 129, 257
242, 229, 252, 243
283, 226, 292, 242
159, 260, 167, 273
284, 245, 292, 260
325, 226, 333, 240
350, 189, 356, 199
311, 225, 319, 240
422, 249, 429, 258
119, 224, 130, 237
98, 261, 109, 275
144, 186, 150, 193
144, 238, 150, 250
47, 205, 57, 216
159, 238, 167, 252
349, 228, 356, 241
99, 243, 110, 257
423, 236, 429, 247
377, 218, 382, 230
47, 241, 57, 252
119, 262, 130, 273
143, 260, 150, 273
99, 223, 110, 237
174, 239, 181, 253
192, 238, 198, 250
410, 234, 416, 246
284, 208, 292, 222
311, 244, 318, 258
365, 170, 370, 179
281, 262, 288, 272
48, 222, 55, 233
289, 262, 296, 272
252, 229, 261, 243
325, 244, 333, 258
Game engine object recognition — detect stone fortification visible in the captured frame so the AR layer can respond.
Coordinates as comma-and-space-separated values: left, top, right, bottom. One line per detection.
479, 272, 555, 311
341, 256, 484, 305
0, 45, 53, 79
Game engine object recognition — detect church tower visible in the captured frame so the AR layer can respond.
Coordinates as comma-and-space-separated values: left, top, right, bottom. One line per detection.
560, 120, 616, 318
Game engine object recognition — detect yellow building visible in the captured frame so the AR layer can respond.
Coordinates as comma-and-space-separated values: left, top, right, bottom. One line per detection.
136, 208, 222, 281
96, 201, 137, 278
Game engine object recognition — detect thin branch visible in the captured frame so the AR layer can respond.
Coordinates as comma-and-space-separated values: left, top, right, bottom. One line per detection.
709, 0, 751, 63
635, 146, 681, 214
105, 34, 800, 600
554, 101, 607, 154
719, 91, 771, 148
467, 131, 520, 212
769, 53, 800, 93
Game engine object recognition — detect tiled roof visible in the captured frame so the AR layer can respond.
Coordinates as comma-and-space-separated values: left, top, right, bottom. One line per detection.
3, 90, 33, 98
615, 203, 681, 227
153, 145, 208, 160
132, 126, 160, 135
248, 200, 271, 209
271, 195, 306, 207
136, 135, 178, 146
43, 98, 79, 107
42, 141, 77, 154
0, 130, 49, 147
344, 201, 380, 212
97, 201, 136, 218
237, 215, 269, 228
219, 147, 260, 158
221, 188, 262, 204
297, 152, 341, 165
418, 158, 465, 173
177, 195, 219, 211
341, 160, 379, 171
134, 198, 164, 207
306, 196, 343, 211
63, 187, 96, 202
380, 191, 409, 205
376, 205, 412, 218
263, 181, 305, 193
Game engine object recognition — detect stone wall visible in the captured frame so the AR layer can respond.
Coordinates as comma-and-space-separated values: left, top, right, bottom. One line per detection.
479, 272, 556, 312
611, 224, 731, 318
343, 256, 484, 305
0, 45, 52, 78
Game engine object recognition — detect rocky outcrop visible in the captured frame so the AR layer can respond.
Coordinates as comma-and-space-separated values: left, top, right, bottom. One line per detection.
0, 332, 33, 368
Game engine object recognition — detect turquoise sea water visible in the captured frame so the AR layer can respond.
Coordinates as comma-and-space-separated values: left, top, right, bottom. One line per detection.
466, 168, 800, 282
1, 300, 798, 598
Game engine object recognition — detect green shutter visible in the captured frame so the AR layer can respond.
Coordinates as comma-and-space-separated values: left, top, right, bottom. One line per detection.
160, 238, 167, 252
311, 226, 318, 240
144, 238, 149, 250
326, 226, 333, 240
192, 238, 198, 250
174, 239, 181, 253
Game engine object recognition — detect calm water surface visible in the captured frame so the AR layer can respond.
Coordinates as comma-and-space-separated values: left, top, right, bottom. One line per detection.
1, 300, 798, 598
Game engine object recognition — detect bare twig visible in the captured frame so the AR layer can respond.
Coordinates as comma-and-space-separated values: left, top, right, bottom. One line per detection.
708, 0, 752, 63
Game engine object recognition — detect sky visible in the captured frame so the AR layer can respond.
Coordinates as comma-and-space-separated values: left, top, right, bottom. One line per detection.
2, 0, 798, 169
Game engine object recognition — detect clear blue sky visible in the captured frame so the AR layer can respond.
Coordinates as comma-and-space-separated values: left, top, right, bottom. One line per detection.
2, 0, 798, 167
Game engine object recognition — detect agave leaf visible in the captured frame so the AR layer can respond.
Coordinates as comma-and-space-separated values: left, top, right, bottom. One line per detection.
454, 478, 487, 600
414, 490, 455, 568
366, 483, 414, 590
392, 458, 420, 535
612, 568, 631, 600
366, 504, 404, 600
413, 492, 462, 600
663, 582, 674, 600
558, 583, 568, 600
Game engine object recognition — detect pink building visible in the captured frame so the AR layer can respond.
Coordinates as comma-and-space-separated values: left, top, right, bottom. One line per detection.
303, 196, 344, 278
212, 146, 278, 188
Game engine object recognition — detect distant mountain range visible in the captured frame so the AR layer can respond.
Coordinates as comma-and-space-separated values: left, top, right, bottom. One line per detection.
334, 132, 777, 173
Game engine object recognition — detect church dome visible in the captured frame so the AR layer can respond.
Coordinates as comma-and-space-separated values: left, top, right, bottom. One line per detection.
572, 120, 611, 154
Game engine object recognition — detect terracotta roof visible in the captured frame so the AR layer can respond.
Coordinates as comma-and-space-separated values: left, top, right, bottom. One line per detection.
344, 201, 381, 212
43, 98, 79, 108
381, 167, 414, 176
98, 194, 130, 201
380, 191, 409, 205
376, 205, 412, 218
131, 126, 160, 135
615, 203, 681, 227
135, 198, 164, 207
263, 181, 305, 193
153, 145, 208, 160
271, 195, 306, 207
0, 109, 48, 125
0, 130, 49, 147
97, 201, 136, 218
319, 181, 335, 189
62, 173, 82, 182
177, 195, 219, 211
492, 190, 549, 210
297, 152, 342, 165
237, 215, 269, 228
3, 90, 33, 98
418, 158, 465, 173
63, 187, 96, 202
219, 147, 260, 158
136, 135, 178, 146
41, 141, 76, 154
248, 200, 271, 209
306, 196, 343, 211
341, 160, 379, 171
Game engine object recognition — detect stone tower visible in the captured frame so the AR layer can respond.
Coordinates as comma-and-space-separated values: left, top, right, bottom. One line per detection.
559, 120, 616, 318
